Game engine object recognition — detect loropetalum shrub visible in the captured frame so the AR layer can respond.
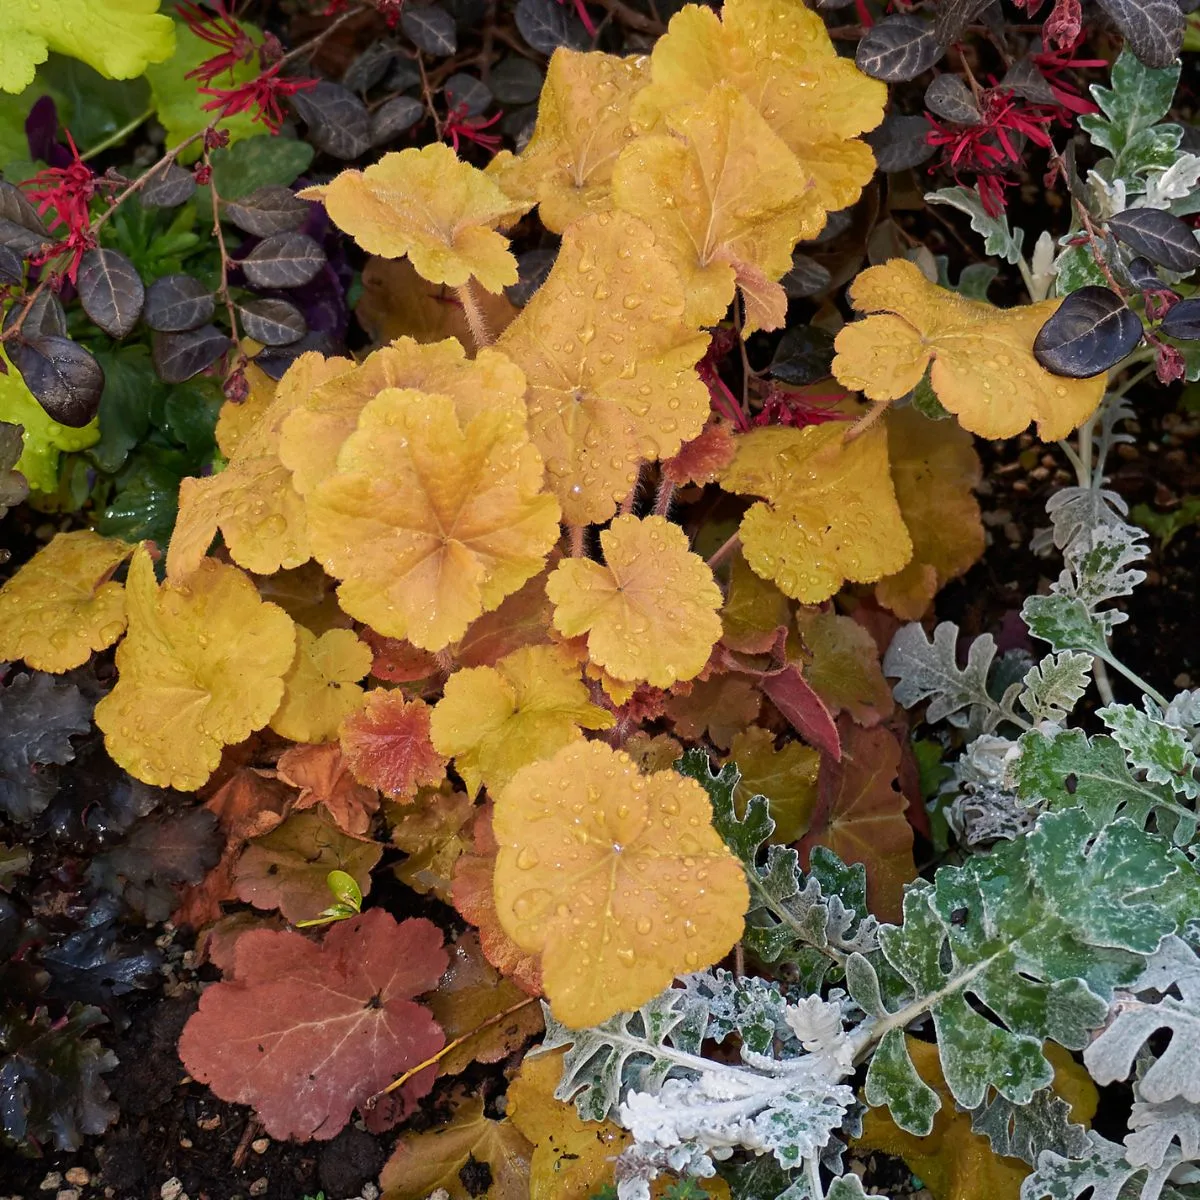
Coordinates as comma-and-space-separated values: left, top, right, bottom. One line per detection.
0, 0, 1199, 1194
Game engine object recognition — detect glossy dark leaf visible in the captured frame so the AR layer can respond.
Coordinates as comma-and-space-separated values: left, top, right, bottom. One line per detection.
0, 245, 23, 285
1160, 297, 1200, 340
138, 162, 197, 208
515, 0, 578, 54
924, 74, 981, 124
769, 326, 837, 384
1094, 0, 1184, 68
0, 181, 49, 255
386, 57, 422, 91
152, 326, 232, 384
866, 113, 937, 172
143, 273, 215, 333
254, 330, 341, 380
505, 247, 557, 307
222, 184, 311, 237
401, 4, 457, 54
0, 421, 28, 517
489, 56, 544, 105
237, 297, 306, 347
3, 289, 67, 340
781, 253, 832, 299
1123, 256, 1162, 290
444, 73, 492, 116
1000, 58, 1059, 106
856, 16, 943, 82
0, 672, 91, 825
371, 96, 426, 146
76, 248, 145, 339
1108, 208, 1200, 275
343, 41, 398, 92
10, 336, 105, 427
933, 0, 988, 46
290, 81, 372, 160
241, 231, 326, 289
1033, 286, 1144, 378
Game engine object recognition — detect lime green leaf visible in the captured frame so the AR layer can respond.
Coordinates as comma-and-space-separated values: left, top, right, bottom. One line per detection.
0, 0, 175, 95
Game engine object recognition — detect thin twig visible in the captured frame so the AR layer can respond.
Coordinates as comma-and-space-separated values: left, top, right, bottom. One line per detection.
706, 532, 740, 572
81, 108, 155, 162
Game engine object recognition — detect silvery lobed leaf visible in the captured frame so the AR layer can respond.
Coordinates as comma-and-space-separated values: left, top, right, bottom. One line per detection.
1125, 1094, 1200, 1169
971, 1083, 1093, 1166
884, 621, 1005, 730
1022, 1131, 1186, 1200
1098, 704, 1200, 799
926, 185, 1025, 263
1020, 652, 1094, 723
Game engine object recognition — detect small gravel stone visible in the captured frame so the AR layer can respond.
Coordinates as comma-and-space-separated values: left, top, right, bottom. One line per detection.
40, 1174, 62, 1191
65, 1169, 91, 1187
179, 1137, 193, 1148
160, 1178, 184, 1200
249, 1178, 269, 1197
56, 1190, 80, 1200
196, 1115, 221, 1131
361, 1185, 380, 1200
251, 1137, 270, 1154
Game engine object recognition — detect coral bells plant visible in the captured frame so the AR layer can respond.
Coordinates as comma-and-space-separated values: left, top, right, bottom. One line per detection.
0, 0, 1199, 1197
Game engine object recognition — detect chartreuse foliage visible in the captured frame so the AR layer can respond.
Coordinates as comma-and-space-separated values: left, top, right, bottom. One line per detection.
4, 3, 1197, 1196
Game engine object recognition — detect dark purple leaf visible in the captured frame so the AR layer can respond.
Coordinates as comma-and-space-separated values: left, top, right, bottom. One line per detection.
1033, 286, 1144, 378
866, 113, 936, 172
506, 247, 557, 307
3, 289, 67, 340
0, 182, 46, 238
241, 231, 326, 289
933, 0, 988, 46
401, 4, 457, 54
516, 0, 580, 54
769, 326, 837, 385
1000, 58, 1059, 106
10, 336, 105, 427
386, 57, 422, 91
76, 249, 145, 339
143, 273, 216, 332
924, 74, 981, 124
0, 245, 23, 285
152, 325, 232, 383
1160, 297, 1200, 340
1123, 256, 1163, 290
781, 253, 832, 299
343, 41, 399, 92
856, 15, 943, 82
370, 96, 426, 145
489, 57, 544, 105
1108, 208, 1200, 275
139, 163, 197, 209
0, 421, 28, 517
0, 673, 91, 825
24, 96, 60, 164
254, 330, 342, 380
444, 73, 492, 116
290, 81, 372, 160
222, 185, 312, 237
0, 216, 49, 256
237, 297, 306, 346
1094, 0, 1184, 68
804, 208, 854, 246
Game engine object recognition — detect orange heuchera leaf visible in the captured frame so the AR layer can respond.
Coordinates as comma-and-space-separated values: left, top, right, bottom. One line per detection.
493, 739, 748, 1027
488, 48, 648, 233
362, 629, 440, 683
875, 406, 985, 620
269, 627, 371, 744
426, 931, 544, 1076
797, 721, 916, 923
661, 421, 737, 488
727, 726, 819, 845
665, 673, 761, 752
305, 385, 561, 652
389, 784, 476, 901
300, 144, 531, 292
380, 1095, 532, 1200
547, 515, 722, 689
279, 338, 528, 500
721, 422, 913, 603
168, 353, 353, 581
454, 560, 557, 668
631, 0, 885, 217
452, 803, 542, 996
430, 644, 614, 798
277, 742, 381, 838
178, 910, 447, 1141
497, 212, 711, 524
613, 83, 822, 332
95, 547, 296, 792
234, 808, 382, 922
0, 530, 133, 673
794, 608, 894, 727
339, 691, 447, 801
832, 260, 1107, 440
623, 731, 684, 774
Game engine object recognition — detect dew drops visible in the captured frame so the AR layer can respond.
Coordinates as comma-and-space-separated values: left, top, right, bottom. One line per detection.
515, 846, 540, 870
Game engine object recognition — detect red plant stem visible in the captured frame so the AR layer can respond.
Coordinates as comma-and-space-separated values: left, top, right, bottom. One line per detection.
568, 524, 585, 557
706, 531, 741, 572
205, 153, 240, 348
653, 478, 675, 516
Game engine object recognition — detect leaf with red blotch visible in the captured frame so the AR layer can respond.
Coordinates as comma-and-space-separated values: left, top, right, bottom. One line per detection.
362, 629, 440, 683
797, 720, 916, 923
453, 560, 557, 669
277, 741, 381, 838
178, 909, 447, 1141
339, 691, 447, 801
451, 804, 541, 997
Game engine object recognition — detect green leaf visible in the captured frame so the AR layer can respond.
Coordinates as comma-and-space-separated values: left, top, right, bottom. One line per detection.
1021, 595, 1110, 655
1022, 1131, 1186, 1200
1098, 703, 1200, 800
1019, 651, 1094, 723
1131, 498, 1200, 550
90, 348, 162, 473
1053, 245, 1111, 296
0, 0, 175, 96
971, 1084, 1092, 1166
207, 134, 315, 200
35, 55, 150, 151
863, 1027, 940, 1135
95, 443, 191, 545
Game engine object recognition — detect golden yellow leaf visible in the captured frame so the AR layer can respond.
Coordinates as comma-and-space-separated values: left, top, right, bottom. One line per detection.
95, 546, 296, 791
279, 338, 528, 498
833, 260, 1107, 440
0, 531, 133, 673
855, 1038, 1098, 1200
169, 353, 352, 582
547, 515, 722, 689
666, 673, 761, 751
631, 0, 885, 217
268, 627, 371, 743
430, 644, 614, 798
585, 660, 637, 706
306, 384, 561, 652
794, 608, 893, 726
388, 784, 475, 901
497, 211, 711, 524
721, 550, 791, 654
300, 144, 531, 292
488, 48, 649, 232
381, 1095, 533, 1200
874, 405, 985, 619
215, 361, 280, 458
727, 726, 819, 845
623, 731, 684, 774
721, 422, 913, 603
493, 739, 748, 1027
613, 83, 821, 331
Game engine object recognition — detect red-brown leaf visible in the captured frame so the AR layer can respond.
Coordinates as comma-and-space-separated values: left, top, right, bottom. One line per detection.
277, 741, 381, 837
339, 691, 447, 801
